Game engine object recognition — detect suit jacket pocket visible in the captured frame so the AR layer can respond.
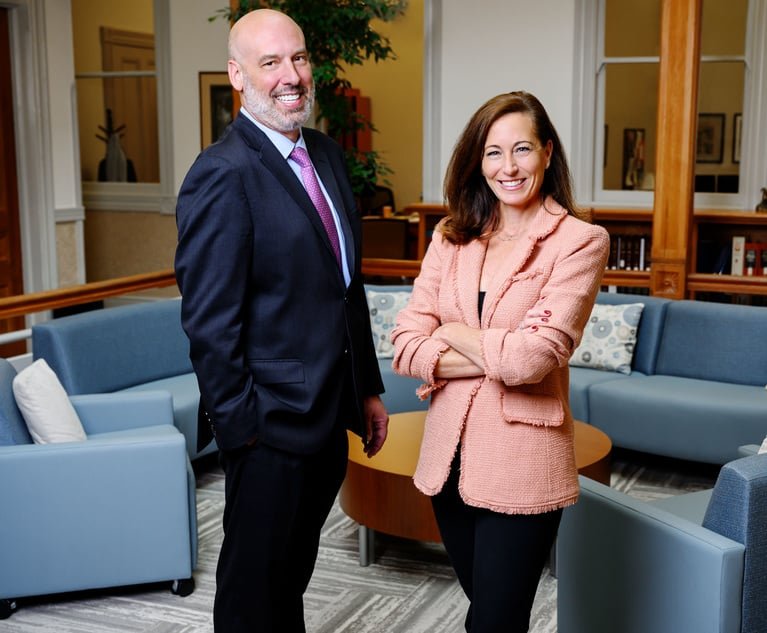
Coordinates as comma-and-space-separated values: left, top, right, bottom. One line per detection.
248, 359, 305, 384
500, 390, 564, 427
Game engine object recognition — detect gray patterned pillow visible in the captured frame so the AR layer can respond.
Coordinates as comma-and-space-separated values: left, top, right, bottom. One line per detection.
569, 302, 645, 374
366, 289, 411, 359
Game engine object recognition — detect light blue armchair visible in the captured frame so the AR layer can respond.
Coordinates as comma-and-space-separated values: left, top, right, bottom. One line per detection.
0, 359, 197, 619
556, 453, 767, 633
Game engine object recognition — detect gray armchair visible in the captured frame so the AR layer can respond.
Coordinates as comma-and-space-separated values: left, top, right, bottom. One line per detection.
557, 453, 767, 633
0, 359, 197, 619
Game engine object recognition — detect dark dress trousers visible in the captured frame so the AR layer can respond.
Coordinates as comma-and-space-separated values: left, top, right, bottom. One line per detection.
175, 114, 384, 632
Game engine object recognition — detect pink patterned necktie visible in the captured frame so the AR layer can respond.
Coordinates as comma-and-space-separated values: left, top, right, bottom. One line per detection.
289, 147, 342, 267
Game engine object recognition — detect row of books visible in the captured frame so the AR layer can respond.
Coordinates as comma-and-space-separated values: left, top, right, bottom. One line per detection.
606, 234, 652, 271
730, 237, 767, 276
601, 285, 650, 295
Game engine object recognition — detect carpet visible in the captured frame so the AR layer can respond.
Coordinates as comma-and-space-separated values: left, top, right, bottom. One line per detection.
3, 449, 719, 632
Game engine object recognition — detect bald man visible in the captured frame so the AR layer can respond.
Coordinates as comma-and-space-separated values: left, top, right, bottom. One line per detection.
175, 9, 388, 632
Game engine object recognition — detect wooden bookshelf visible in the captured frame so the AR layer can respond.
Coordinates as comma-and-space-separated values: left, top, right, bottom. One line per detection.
592, 209, 653, 288
387, 203, 767, 301
592, 207, 767, 300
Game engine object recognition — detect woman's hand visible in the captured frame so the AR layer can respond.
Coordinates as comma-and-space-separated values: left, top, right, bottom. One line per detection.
432, 322, 485, 376
517, 308, 551, 332
430, 309, 551, 379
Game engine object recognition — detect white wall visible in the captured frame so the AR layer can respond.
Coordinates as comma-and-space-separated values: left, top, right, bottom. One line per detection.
425, 0, 576, 201
169, 0, 230, 192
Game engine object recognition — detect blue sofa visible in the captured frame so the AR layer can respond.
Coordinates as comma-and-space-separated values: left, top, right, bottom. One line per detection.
30, 288, 767, 465
582, 296, 767, 464
31, 300, 215, 460
367, 285, 767, 465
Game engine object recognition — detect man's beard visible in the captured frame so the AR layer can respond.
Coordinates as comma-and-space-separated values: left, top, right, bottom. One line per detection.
242, 73, 314, 134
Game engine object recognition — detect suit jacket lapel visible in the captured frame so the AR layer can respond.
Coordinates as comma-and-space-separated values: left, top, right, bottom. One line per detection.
233, 117, 344, 265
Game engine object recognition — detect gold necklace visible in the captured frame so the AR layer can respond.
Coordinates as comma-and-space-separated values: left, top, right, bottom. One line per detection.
496, 230, 522, 241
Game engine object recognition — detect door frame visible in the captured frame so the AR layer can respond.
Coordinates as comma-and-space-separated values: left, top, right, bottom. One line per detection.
3, 0, 57, 314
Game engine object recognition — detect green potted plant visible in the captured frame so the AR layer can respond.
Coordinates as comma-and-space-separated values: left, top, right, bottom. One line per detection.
213, 0, 406, 199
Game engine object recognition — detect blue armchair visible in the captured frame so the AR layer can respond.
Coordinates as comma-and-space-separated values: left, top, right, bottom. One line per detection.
0, 359, 197, 619
556, 453, 767, 633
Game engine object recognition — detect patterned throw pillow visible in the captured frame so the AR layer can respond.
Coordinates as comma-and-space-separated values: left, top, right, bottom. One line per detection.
366, 289, 411, 359
569, 302, 645, 374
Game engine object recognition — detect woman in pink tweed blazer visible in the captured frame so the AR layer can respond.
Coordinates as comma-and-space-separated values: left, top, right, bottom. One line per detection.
392, 92, 609, 632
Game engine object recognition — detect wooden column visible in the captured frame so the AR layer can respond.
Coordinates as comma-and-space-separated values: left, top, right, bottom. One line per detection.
650, 0, 702, 299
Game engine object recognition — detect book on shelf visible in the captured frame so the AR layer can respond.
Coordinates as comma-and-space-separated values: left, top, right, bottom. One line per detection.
606, 234, 651, 271
601, 285, 650, 296
731, 236, 746, 276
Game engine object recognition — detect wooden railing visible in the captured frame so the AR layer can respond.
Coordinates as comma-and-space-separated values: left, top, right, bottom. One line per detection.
0, 270, 178, 319
0, 259, 423, 320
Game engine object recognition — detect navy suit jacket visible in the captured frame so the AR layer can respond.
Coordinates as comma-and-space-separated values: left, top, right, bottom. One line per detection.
175, 115, 384, 454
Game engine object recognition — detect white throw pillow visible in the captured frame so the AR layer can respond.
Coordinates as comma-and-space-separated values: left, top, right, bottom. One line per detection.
12, 359, 86, 444
569, 303, 645, 375
759, 436, 767, 455
366, 289, 411, 359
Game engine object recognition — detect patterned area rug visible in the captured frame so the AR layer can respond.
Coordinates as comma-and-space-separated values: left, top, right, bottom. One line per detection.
3, 449, 719, 633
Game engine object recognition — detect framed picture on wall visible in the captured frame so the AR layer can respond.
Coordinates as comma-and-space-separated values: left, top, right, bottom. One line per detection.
199, 72, 239, 149
732, 112, 742, 164
696, 113, 725, 163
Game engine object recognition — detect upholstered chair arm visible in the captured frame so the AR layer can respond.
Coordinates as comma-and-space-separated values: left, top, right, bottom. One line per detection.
557, 476, 744, 633
70, 391, 174, 435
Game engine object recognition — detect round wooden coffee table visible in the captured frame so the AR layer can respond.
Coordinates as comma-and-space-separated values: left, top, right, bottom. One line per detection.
338, 411, 612, 565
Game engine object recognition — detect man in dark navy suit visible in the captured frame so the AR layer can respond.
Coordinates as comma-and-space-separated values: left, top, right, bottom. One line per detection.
175, 9, 389, 632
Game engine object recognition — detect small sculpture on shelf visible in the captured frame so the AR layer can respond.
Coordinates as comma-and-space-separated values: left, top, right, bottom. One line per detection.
97, 108, 137, 182
756, 188, 767, 213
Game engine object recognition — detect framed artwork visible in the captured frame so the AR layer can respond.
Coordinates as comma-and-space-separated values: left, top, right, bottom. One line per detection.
199, 72, 238, 149
696, 113, 725, 163
732, 112, 742, 164
621, 128, 645, 190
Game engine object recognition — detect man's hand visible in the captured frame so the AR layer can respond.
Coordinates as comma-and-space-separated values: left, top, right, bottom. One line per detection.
362, 395, 389, 458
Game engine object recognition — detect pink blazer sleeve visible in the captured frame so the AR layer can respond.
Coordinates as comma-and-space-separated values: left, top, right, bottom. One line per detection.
391, 231, 451, 397
481, 223, 610, 385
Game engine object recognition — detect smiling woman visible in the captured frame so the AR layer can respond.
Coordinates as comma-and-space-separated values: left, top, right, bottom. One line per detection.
391, 90, 610, 633
481, 114, 552, 219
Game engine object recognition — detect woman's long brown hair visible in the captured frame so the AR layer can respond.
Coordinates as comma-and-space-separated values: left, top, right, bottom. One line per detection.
441, 91, 588, 245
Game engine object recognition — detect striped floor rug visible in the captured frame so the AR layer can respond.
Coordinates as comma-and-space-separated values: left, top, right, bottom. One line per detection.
3, 449, 719, 633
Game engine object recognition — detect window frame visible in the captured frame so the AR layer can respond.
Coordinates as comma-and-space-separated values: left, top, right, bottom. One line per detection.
77, 0, 175, 215
573, 0, 767, 211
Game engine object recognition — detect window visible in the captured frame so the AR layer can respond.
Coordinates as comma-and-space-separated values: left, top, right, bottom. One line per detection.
72, 0, 173, 212
573, 0, 766, 210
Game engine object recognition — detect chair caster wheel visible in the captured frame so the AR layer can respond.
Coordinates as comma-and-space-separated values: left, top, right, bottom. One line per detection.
171, 577, 195, 597
0, 598, 18, 619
